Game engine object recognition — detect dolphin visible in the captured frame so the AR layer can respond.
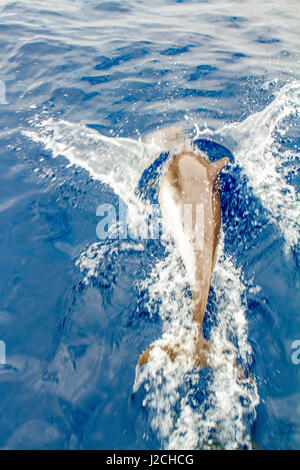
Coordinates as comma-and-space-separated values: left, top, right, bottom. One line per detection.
138, 149, 230, 368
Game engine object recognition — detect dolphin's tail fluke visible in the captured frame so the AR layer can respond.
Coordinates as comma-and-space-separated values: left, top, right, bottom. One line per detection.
138, 334, 211, 369
137, 345, 154, 367
138, 337, 247, 381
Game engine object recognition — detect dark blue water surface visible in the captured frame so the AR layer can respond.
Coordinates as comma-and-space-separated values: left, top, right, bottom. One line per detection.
0, 0, 299, 450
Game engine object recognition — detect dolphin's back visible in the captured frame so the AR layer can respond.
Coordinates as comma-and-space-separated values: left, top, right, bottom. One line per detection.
159, 152, 228, 299
138, 150, 229, 367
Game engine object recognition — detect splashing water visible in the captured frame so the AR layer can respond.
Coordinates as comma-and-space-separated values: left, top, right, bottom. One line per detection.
133, 235, 258, 450
23, 82, 299, 448
196, 81, 300, 250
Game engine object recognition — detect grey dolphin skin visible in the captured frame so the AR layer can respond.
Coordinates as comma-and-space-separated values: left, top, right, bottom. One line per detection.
138, 150, 230, 368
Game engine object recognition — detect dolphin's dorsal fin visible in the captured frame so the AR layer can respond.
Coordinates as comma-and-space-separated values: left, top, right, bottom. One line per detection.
207, 157, 230, 182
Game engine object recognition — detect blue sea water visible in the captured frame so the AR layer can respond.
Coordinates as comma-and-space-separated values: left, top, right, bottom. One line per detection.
0, 0, 299, 450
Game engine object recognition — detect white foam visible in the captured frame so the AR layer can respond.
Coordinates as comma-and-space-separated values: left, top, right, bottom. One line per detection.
134, 235, 259, 450
24, 118, 148, 206
196, 81, 300, 250
24, 117, 261, 448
